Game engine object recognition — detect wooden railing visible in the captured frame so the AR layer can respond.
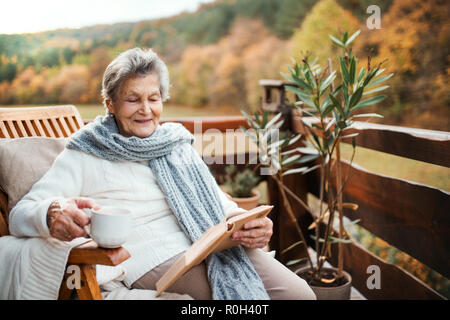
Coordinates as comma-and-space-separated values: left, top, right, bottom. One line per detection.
293, 112, 449, 300
165, 112, 449, 300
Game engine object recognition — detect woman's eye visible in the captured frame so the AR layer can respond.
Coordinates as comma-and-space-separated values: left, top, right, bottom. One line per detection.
127, 98, 138, 103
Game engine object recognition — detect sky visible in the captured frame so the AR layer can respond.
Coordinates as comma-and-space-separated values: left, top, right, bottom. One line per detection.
0, 0, 216, 34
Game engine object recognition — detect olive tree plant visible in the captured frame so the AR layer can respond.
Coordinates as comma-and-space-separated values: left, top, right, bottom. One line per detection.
242, 30, 393, 285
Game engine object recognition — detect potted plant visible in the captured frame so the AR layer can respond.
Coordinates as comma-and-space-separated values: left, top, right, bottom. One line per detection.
223, 165, 261, 210
242, 29, 392, 299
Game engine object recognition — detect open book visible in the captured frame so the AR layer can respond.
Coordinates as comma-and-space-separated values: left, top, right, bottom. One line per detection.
155, 204, 274, 296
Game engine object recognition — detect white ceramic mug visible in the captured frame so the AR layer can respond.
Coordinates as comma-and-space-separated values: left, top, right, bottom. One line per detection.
86, 207, 132, 248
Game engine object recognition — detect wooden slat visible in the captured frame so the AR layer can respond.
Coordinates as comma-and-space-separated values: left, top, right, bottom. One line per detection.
57, 117, 72, 137
49, 118, 64, 137
15, 120, 27, 137
32, 119, 46, 136
326, 239, 445, 299
307, 160, 450, 278
40, 119, 56, 137
0, 121, 10, 138
24, 120, 37, 136
293, 115, 450, 167
65, 116, 78, 133
5, 121, 19, 138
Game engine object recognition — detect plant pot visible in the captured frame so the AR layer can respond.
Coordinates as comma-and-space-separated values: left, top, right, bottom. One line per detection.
230, 189, 260, 211
295, 266, 352, 300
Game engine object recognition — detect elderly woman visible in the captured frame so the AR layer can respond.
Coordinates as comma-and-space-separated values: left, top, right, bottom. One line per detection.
9, 48, 316, 300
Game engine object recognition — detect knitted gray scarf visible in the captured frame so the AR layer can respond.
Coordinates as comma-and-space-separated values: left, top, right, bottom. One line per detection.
67, 115, 269, 300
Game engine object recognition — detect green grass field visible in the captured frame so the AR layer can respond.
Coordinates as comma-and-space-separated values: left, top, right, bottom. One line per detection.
340, 143, 449, 192
74, 103, 242, 119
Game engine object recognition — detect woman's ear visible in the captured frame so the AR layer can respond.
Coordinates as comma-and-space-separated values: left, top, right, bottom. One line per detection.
105, 99, 114, 115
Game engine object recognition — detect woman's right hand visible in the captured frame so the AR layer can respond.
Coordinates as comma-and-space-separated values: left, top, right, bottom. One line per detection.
46, 197, 101, 242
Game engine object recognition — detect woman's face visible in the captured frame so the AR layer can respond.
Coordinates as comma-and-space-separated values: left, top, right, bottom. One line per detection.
106, 73, 163, 138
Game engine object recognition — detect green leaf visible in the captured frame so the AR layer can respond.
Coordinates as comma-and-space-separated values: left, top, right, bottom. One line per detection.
298, 147, 319, 155
301, 164, 320, 174
349, 57, 356, 84
342, 82, 349, 110
305, 69, 316, 89
240, 110, 258, 128
363, 85, 390, 95
342, 31, 348, 45
351, 113, 384, 119
253, 111, 260, 126
286, 66, 313, 90
366, 73, 394, 88
261, 110, 269, 128
319, 70, 336, 95
288, 133, 302, 146
339, 56, 350, 84
344, 30, 361, 46
352, 95, 387, 111
329, 34, 344, 47
296, 153, 319, 164
325, 118, 336, 132
328, 236, 353, 244
282, 154, 301, 166
357, 67, 365, 83
348, 87, 364, 110
285, 86, 316, 109
282, 167, 309, 176
286, 258, 309, 266
265, 112, 283, 129
329, 93, 344, 117
363, 66, 381, 86
280, 241, 304, 255
322, 102, 334, 117
280, 71, 295, 83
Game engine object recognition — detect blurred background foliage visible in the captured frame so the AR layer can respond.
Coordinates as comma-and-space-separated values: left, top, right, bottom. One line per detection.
0, 0, 448, 130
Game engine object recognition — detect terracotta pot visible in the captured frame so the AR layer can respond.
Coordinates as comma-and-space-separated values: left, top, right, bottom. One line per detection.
230, 189, 261, 210
295, 266, 352, 300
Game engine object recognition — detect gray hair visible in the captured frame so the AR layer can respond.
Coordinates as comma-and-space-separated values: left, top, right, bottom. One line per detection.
101, 48, 170, 105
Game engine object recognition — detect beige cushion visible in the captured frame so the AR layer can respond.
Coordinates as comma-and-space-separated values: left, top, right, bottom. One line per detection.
0, 137, 67, 215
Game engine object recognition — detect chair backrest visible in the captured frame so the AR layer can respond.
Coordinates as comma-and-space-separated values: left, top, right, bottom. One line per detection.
0, 105, 84, 236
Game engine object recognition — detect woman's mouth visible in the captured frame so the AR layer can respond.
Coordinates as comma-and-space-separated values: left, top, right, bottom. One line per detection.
134, 119, 152, 124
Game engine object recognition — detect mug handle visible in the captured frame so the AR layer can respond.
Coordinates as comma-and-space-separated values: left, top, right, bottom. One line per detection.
83, 208, 93, 238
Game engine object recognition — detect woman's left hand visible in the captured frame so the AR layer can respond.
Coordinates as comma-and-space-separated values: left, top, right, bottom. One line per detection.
231, 217, 273, 249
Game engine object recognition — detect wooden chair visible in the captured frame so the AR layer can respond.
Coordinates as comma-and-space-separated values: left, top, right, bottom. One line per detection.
0, 105, 130, 300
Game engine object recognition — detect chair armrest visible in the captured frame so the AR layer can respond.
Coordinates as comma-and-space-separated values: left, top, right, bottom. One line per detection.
67, 240, 130, 266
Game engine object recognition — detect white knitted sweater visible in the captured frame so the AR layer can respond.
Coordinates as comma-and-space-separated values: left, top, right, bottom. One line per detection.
8, 148, 246, 288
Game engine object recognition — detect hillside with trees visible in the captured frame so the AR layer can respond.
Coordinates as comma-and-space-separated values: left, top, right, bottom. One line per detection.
0, 0, 448, 130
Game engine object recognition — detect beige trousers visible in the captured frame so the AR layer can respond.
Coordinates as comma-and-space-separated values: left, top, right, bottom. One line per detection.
132, 248, 316, 300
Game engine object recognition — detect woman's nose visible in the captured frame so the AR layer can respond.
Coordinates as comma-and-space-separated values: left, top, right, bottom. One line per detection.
140, 100, 152, 114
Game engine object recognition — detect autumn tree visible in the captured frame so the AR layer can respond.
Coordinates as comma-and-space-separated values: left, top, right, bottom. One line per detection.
355, 0, 450, 129
290, 0, 360, 66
